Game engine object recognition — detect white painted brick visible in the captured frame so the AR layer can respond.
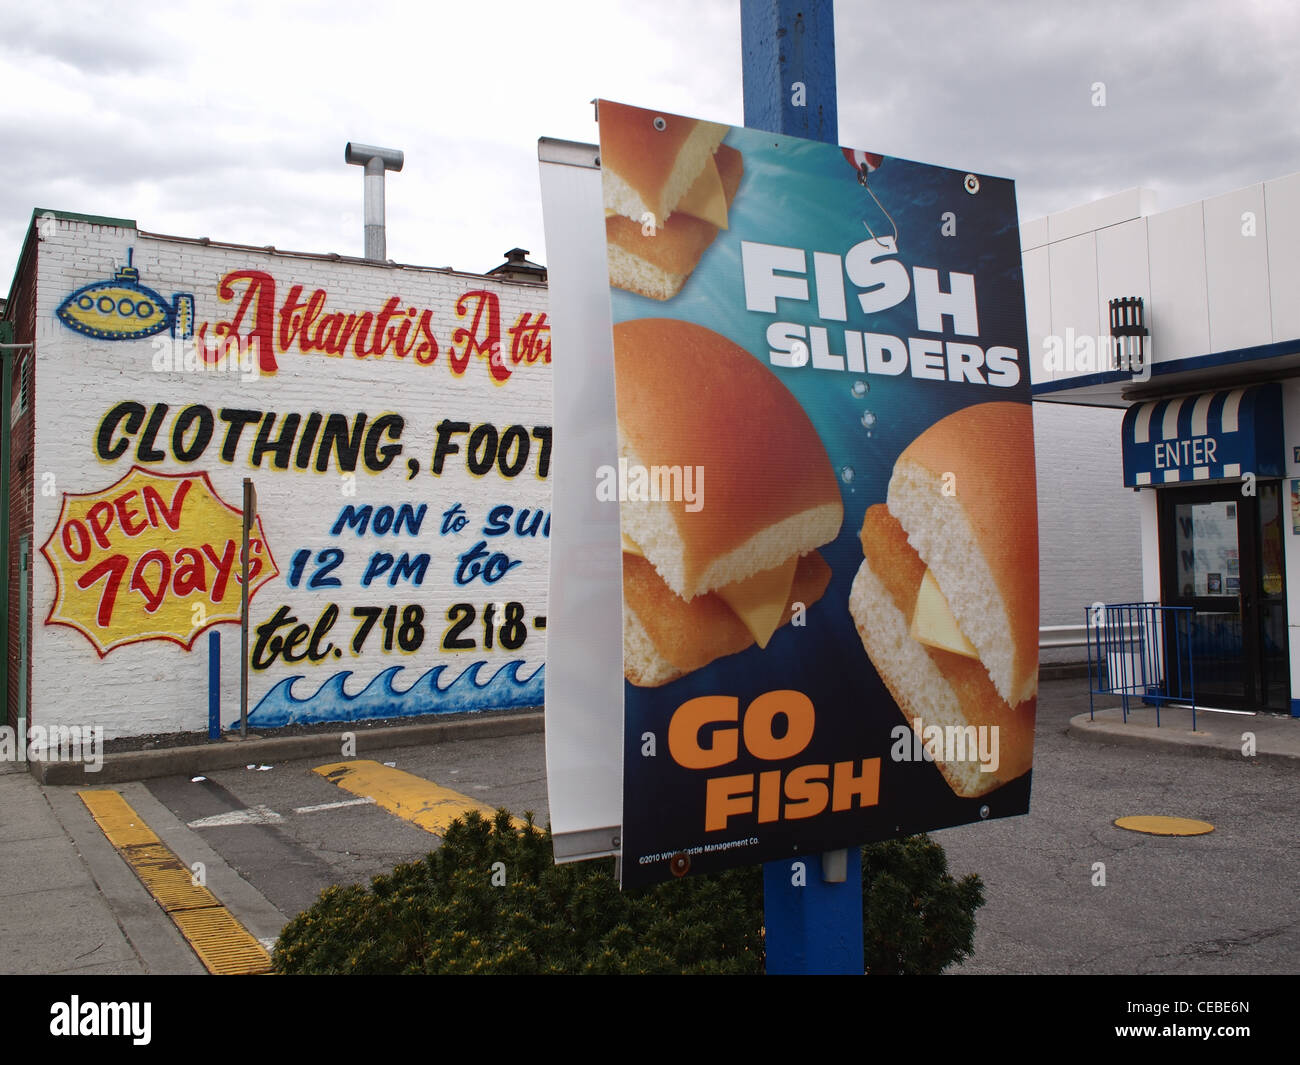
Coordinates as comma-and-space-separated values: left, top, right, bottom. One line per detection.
31, 222, 553, 738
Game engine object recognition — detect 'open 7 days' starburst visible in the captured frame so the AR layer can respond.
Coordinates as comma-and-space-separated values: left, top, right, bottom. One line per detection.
40, 466, 279, 657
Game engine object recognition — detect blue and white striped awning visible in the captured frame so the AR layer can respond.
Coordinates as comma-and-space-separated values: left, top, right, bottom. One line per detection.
1121, 384, 1283, 487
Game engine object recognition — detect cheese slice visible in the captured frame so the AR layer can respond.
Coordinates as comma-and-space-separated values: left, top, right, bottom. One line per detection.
674, 155, 729, 230
623, 531, 795, 648
715, 555, 798, 649
910, 568, 979, 658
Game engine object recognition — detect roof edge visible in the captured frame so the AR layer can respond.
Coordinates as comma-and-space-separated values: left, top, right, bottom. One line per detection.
32, 207, 137, 230
5, 209, 140, 316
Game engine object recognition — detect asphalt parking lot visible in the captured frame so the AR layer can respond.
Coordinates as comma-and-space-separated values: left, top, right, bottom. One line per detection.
934, 681, 1298, 974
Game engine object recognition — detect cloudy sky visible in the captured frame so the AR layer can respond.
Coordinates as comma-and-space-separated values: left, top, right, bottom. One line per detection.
2, 0, 1298, 284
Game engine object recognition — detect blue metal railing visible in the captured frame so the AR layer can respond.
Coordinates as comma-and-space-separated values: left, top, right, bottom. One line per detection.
1086, 602, 1196, 729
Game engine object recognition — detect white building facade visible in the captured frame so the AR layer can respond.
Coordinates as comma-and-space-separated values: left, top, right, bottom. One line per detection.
1026, 174, 1300, 714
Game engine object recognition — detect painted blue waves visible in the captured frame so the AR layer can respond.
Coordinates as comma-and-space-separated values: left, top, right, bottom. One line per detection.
236, 660, 545, 728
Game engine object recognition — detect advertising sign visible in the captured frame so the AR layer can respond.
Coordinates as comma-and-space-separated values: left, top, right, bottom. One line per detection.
595, 102, 1038, 887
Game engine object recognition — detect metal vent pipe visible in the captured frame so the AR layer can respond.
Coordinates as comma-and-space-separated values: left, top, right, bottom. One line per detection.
344, 142, 404, 261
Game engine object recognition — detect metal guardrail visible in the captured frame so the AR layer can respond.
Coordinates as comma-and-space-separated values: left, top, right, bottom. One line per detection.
1085, 602, 1196, 728
1040, 623, 1132, 649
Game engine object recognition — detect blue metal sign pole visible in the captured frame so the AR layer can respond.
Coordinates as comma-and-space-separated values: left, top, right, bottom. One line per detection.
208, 629, 221, 741
740, 0, 865, 975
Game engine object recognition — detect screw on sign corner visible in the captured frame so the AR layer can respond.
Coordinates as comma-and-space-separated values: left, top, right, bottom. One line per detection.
670, 853, 691, 877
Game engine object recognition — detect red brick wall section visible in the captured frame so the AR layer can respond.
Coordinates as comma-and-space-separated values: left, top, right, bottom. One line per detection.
6, 230, 36, 734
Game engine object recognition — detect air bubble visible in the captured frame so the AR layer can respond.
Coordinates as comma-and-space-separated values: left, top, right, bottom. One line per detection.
840, 466, 855, 484
851, 380, 869, 397
860, 410, 877, 430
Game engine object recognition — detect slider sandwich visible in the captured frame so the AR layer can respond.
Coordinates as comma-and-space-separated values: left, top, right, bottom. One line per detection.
615, 318, 843, 686
599, 100, 742, 301
849, 402, 1038, 797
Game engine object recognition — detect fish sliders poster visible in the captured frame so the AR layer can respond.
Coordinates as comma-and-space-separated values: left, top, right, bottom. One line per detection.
596, 101, 1038, 888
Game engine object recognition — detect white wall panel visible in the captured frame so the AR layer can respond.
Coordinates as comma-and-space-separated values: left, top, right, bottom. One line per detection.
1023, 245, 1052, 385
1020, 215, 1049, 252
1204, 184, 1272, 354
1045, 188, 1154, 244
1138, 488, 1160, 603
1096, 217, 1151, 373
1146, 201, 1211, 364
1265, 171, 1300, 344
1047, 232, 1099, 382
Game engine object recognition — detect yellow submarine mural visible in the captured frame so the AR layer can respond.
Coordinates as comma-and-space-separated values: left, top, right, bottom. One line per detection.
57, 249, 194, 341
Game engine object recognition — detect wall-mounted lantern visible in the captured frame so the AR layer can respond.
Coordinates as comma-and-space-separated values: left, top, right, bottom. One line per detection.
1109, 296, 1148, 373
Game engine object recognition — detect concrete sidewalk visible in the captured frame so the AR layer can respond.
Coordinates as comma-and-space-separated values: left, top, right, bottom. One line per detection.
0, 761, 202, 974
0, 760, 294, 975
1069, 700, 1300, 764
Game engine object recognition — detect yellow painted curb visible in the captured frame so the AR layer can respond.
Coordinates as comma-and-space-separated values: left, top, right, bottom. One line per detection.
1114, 815, 1215, 836
313, 759, 531, 835
79, 790, 272, 975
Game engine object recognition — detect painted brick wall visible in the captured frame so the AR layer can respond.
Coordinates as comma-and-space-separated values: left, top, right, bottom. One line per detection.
32, 219, 551, 739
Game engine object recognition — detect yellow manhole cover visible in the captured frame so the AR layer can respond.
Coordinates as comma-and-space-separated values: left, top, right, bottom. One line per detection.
1115, 815, 1214, 836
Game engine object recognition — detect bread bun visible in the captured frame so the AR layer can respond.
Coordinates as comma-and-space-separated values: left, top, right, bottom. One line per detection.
606, 146, 744, 301
599, 100, 728, 224
850, 504, 1036, 796
612, 318, 843, 601
886, 402, 1038, 706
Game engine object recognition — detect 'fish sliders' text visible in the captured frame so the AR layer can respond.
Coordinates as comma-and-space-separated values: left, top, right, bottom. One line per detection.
741, 237, 1021, 388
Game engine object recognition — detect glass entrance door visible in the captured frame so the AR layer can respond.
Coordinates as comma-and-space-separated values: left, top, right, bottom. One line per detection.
1158, 482, 1289, 711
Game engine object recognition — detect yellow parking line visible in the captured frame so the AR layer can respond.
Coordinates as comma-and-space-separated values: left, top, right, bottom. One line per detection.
313, 759, 529, 835
79, 790, 271, 975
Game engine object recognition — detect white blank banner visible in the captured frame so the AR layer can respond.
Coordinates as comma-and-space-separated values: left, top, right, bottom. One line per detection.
537, 138, 623, 861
